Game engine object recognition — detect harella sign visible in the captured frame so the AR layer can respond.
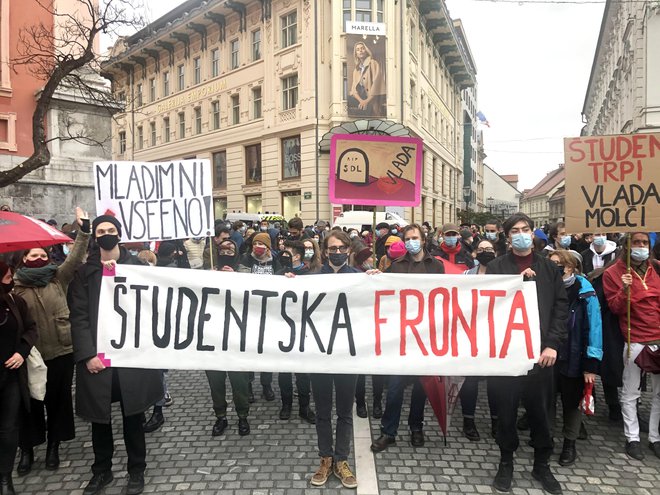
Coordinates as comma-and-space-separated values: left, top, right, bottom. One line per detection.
345, 21, 386, 35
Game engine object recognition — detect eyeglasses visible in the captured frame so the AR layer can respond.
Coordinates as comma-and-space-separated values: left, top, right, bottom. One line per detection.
327, 246, 349, 253
476, 248, 495, 253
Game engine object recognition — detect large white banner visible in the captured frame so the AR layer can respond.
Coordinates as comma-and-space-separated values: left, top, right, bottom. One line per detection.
96, 265, 542, 376
93, 160, 214, 242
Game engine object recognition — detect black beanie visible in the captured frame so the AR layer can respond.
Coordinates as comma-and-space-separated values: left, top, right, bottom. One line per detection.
92, 215, 122, 237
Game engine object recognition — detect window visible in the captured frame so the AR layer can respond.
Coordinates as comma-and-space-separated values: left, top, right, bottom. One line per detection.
252, 87, 262, 119
149, 78, 156, 102
163, 117, 170, 143
246, 194, 262, 214
230, 39, 239, 69
193, 57, 201, 85
212, 101, 220, 129
210, 48, 219, 77
117, 91, 126, 103
177, 64, 185, 91
410, 80, 416, 113
136, 126, 143, 150
252, 30, 261, 61
214, 198, 228, 220
150, 122, 156, 146
245, 144, 262, 184
282, 74, 298, 110
136, 83, 143, 107
194, 107, 202, 134
282, 136, 301, 179
178, 111, 185, 138
212, 150, 227, 188
281, 11, 297, 47
231, 94, 240, 124
343, 0, 383, 24
163, 71, 170, 96
118, 131, 126, 154
356, 0, 371, 21
282, 191, 301, 220
342, 63, 348, 100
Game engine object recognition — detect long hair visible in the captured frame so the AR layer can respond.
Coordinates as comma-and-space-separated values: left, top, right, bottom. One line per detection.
353, 41, 373, 65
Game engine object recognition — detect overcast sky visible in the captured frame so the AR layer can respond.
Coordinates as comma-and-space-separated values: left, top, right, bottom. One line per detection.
105, 0, 605, 191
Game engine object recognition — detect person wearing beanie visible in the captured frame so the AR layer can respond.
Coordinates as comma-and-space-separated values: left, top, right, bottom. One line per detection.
374, 222, 391, 262
378, 239, 406, 272
68, 214, 163, 495
238, 231, 281, 403
354, 247, 374, 272
371, 224, 444, 455
431, 223, 474, 269
13, 207, 90, 477
0, 262, 38, 495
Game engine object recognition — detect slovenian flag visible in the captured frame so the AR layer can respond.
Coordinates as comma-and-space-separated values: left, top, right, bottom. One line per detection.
477, 111, 490, 128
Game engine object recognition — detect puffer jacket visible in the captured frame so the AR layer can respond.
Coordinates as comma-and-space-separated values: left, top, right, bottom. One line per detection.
13, 230, 90, 361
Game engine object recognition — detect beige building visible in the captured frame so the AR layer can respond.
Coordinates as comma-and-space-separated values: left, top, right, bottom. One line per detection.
102, 0, 475, 226
519, 165, 565, 228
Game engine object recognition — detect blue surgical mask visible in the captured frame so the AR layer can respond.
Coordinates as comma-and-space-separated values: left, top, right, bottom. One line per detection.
559, 235, 572, 248
444, 236, 458, 248
593, 235, 606, 247
631, 248, 649, 262
485, 232, 498, 241
62, 245, 70, 256
405, 239, 422, 254
304, 249, 314, 261
511, 233, 533, 251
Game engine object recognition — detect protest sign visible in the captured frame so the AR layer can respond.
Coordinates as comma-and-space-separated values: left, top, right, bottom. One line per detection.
97, 265, 541, 376
329, 134, 423, 207
93, 160, 214, 242
564, 133, 660, 233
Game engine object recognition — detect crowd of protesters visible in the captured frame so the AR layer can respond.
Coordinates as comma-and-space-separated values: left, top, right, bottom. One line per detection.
0, 204, 659, 495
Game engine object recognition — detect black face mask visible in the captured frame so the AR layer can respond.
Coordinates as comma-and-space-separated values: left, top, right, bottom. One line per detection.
96, 234, 120, 251
329, 253, 348, 267
217, 254, 235, 269
476, 252, 496, 266
279, 254, 293, 269
1, 280, 14, 294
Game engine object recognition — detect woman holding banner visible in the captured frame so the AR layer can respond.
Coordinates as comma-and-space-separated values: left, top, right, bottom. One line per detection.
603, 232, 660, 461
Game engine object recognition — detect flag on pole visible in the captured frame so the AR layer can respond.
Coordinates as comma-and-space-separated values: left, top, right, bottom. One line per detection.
477, 111, 490, 128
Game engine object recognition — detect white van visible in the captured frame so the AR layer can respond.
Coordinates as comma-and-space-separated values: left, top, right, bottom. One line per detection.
224, 212, 286, 227
333, 211, 408, 231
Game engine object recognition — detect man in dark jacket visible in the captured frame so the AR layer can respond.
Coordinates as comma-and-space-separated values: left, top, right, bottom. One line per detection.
371, 224, 445, 453
68, 215, 163, 495
486, 212, 568, 495
374, 222, 391, 263
433, 223, 475, 269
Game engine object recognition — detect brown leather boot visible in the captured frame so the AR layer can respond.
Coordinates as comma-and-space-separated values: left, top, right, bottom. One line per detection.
310, 456, 333, 486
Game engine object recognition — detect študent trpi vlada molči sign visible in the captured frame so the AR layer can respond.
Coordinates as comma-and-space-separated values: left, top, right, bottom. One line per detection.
563, 133, 660, 233
96, 265, 541, 377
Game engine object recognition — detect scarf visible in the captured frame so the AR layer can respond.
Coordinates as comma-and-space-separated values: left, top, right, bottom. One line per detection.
15, 264, 58, 287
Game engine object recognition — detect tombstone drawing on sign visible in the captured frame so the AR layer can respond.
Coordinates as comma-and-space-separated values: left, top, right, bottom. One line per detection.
337, 148, 369, 185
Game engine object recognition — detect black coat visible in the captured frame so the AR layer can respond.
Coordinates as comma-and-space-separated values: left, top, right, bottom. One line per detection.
2, 293, 38, 411
67, 247, 163, 423
486, 251, 568, 352
589, 271, 623, 387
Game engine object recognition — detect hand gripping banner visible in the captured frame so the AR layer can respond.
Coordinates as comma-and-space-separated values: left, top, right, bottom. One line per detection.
97, 265, 541, 376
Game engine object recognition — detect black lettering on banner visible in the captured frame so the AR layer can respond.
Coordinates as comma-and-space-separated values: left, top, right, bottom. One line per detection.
126, 166, 144, 199
223, 290, 250, 351
96, 163, 113, 200
299, 292, 327, 353
327, 293, 356, 356
197, 288, 220, 351
130, 284, 149, 348
158, 162, 175, 198
174, 288, 198, 349
187, 198, 204, 237
141, 165, 157, 200
179, 161, 197, 197
112, 284, 128, 349
279, 291, 298, 352
159, 199, 173, 240
172, 200, 188, 238
113, 163, 125, 199
145, 200, 159, 240
252, 290, 279, 354
153, 287, 175, 348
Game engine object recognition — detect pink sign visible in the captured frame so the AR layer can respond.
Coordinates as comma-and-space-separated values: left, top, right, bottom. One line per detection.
329, 134, 423, 206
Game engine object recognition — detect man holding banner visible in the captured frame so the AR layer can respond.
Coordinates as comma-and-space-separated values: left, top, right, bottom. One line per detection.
68, 216, 163, 495
486, 213, 568, 495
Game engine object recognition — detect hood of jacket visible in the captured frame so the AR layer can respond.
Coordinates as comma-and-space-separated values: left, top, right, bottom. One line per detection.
590, 240, 617, 258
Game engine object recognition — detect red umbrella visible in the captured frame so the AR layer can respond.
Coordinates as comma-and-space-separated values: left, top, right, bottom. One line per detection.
420, 375, 465, 444
0, 211, 72, 254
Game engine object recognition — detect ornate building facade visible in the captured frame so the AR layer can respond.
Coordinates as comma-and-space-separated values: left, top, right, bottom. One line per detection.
102, 0, 477, 226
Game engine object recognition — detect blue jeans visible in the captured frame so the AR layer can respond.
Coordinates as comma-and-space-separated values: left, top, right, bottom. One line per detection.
380, 376, 426, 437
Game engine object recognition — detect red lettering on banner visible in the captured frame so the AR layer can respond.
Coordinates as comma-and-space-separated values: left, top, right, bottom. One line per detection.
399, 289, 428, 356
428, 287, 450, 356
567, 139, 586, 163
499, 290, 534, 359
374, 290, 395, 356
451, 288, 478, 357
479, 289, 507, 357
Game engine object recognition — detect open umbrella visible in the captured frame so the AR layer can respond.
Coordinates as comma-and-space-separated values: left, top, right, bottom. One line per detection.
0, 211, 71, 254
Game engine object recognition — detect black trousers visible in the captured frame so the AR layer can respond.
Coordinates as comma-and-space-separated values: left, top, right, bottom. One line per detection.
355, 375, 387, 406
20, 353, 75, 448
249, 371, 272, 387
460, 377, 498, 418
278, 373, 311, 406
0, 373, 20, 473
91, 369, 146, 475
491, 366, 554, 463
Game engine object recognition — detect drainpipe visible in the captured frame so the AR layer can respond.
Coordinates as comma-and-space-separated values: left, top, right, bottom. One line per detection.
314, 0, 320, 221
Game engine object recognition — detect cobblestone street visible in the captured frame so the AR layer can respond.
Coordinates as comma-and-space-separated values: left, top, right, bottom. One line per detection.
12, 370, 660, 495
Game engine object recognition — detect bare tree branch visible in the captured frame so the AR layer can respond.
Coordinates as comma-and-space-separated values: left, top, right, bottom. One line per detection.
0, 0, 144, 188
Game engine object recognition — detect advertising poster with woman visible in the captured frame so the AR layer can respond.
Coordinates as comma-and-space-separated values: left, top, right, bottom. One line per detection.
346, 34, 386, 118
